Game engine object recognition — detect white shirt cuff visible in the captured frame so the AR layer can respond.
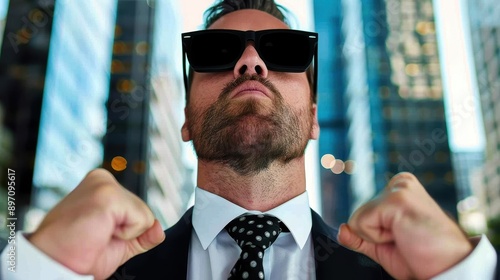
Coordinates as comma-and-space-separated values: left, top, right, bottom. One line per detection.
1, 231, 93, 280
432, 234, 497, 280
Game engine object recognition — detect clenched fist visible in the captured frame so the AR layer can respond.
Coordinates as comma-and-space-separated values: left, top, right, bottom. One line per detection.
28, 168, 165, 280
338, 172, 473, 279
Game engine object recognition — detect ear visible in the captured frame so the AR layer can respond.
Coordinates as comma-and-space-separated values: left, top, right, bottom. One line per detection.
310, 104, 320, 140
181, 107, 191, 142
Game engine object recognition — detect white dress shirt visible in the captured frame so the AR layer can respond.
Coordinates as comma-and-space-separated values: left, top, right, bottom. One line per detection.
0, 187, 497, 279
188, 187, 316, 280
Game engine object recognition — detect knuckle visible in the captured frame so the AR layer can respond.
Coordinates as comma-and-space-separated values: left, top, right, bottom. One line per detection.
386, 187, 410, 204
90, 181, 124, 208
392, 171, 417, 181
86, 168, 111, 178
388, 172, 419, 188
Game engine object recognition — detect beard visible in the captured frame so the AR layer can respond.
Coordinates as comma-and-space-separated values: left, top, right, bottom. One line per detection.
187, 74, 314, 176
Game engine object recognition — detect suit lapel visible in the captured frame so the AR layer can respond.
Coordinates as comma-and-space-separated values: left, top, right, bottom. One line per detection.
113, 207, 193, 280
117, 207, 392, 279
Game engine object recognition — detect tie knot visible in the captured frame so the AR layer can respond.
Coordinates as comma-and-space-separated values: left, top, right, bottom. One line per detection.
226, 214, 283, 250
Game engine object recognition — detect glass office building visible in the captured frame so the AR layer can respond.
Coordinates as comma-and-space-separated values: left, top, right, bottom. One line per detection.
0, 0, 7, 51
0, 0, 57, 231
314, 0, 458, 225
30, 0, 117, 228
0, 0, 193, 231
0, 0, 10, 174
313, 0, 352, 226
146, 0, 194, 227
467, 0, 500, 218
381, 0, 457, 217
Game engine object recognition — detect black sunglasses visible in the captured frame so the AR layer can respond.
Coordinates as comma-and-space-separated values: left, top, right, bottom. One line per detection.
181, 29, 318, 94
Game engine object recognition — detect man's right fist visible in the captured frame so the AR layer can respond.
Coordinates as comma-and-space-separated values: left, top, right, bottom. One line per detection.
28, 168, 165, 280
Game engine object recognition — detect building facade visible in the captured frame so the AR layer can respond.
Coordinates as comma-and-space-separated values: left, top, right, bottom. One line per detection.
0, 0, 57, 231
313, 0, 352, 226
0, 0, 193, 233
353, 0, 457, 217
314, 0, 459, 226
467, 0, 500, 218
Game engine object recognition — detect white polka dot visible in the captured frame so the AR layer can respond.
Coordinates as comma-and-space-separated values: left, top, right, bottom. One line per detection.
226, 215, 286, 278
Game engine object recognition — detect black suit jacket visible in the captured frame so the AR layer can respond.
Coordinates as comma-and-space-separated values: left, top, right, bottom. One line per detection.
111, 208, 394, 279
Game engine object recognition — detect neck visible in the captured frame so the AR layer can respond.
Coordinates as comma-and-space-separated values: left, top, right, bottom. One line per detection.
196, 157, 307, 212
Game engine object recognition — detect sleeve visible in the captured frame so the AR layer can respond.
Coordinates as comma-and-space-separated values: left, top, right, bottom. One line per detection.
431, 234, 497, 280
1, 231, 93, 280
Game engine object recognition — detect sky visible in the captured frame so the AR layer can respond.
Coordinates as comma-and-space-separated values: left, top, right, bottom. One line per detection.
0, 0, 7, 50
434, 0, 485, 152
0, 0, 6, 17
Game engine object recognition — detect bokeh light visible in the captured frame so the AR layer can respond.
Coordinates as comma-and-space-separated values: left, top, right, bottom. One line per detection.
111, 156, 127, 171
331, 159, 345, 174
320, 154, 335, 169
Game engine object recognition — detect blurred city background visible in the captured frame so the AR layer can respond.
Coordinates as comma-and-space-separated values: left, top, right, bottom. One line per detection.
0, 0, 499, 248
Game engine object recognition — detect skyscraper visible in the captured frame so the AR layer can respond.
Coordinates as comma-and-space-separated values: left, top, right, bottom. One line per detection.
146, 0, 194, 227
102, 0, 155, 199
313, 0, 351, 226
1, 0, 193, 232
466, 0, 500, 218
314, 0, 458, 225
380, 0, 457, 217
0, 0, 56, 230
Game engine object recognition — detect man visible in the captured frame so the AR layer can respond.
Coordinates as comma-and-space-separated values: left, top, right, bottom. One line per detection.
1, 0, 497, 279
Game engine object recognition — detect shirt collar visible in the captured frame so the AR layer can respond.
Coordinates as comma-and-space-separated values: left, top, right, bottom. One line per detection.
192, 187, 312, 250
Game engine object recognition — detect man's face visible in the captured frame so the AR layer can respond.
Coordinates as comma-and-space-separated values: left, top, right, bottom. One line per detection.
181, 9, 319, 175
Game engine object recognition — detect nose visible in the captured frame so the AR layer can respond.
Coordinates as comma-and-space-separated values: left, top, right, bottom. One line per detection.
233, 43, 269, 78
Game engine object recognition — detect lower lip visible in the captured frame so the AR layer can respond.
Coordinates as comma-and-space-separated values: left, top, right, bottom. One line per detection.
234, 90, 268, 98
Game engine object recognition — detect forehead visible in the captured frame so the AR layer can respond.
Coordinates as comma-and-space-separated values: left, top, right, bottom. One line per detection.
208, 9, 289, 31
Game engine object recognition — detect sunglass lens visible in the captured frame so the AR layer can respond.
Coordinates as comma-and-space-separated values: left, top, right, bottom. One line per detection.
259, 33, 311, 71
188, 33, 241, 71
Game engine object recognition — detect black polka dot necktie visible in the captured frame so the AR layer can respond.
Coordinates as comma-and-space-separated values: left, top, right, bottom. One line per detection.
225, 214, 284, 280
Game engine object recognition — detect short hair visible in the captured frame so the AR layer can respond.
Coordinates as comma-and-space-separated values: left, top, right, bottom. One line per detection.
204, 0, 290, 29
185, 0, 316, 103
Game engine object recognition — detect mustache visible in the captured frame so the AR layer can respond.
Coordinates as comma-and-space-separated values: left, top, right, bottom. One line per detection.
219, 74, 282, 100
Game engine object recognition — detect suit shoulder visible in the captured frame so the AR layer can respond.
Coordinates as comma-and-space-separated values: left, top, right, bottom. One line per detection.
109, 209, 194, 280
310, 209, 394, 279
